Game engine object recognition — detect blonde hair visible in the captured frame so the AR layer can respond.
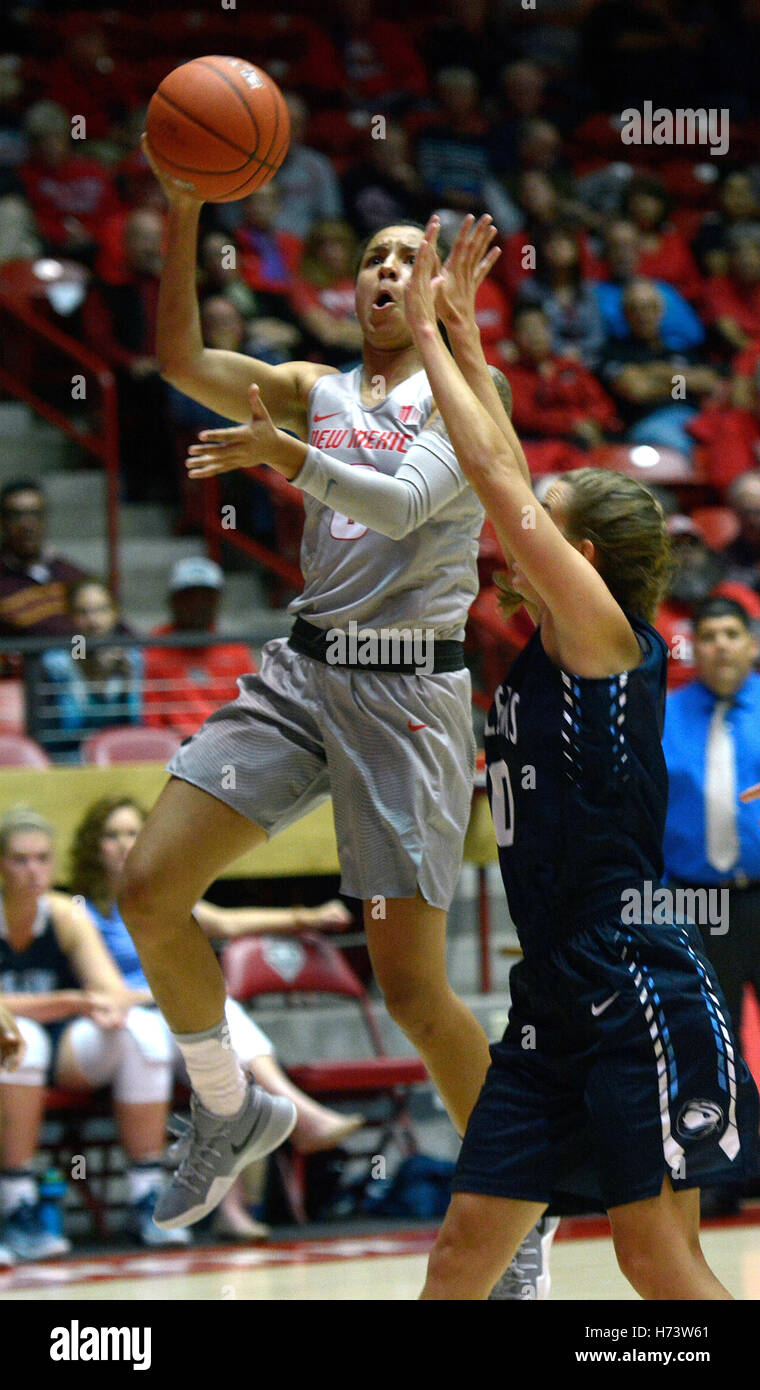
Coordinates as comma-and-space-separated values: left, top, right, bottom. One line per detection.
0, 807, 54, 856
495, 468, 672, 622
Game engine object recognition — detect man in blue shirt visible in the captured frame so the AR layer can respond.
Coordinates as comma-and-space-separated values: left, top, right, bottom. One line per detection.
663, 594, 760, 1039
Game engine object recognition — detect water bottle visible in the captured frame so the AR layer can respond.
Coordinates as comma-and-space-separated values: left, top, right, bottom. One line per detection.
38, 1168, 67, 1238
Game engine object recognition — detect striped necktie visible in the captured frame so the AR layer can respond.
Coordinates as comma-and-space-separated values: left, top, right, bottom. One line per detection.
704, 699, 740, 874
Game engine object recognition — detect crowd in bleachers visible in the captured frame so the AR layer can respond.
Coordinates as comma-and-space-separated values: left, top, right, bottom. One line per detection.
2, 0, 760, 703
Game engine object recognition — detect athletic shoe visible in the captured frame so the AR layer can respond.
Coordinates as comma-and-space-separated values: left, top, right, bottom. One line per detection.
127, 1190, 193, 1247
1, 1202, 71, 1261
154, 1083, 297, 1229
488, 1215, 560, 1300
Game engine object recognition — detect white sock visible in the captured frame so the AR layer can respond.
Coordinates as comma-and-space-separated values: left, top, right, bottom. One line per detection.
127, 1161, 164, 1205
1, 1171, 37, 1214
173, 1017, 247, 1116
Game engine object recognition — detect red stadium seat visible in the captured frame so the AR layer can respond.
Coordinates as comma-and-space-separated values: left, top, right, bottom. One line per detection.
80, 726, 182, 766
0, 733, 50, 767
222, 932, 427, 1222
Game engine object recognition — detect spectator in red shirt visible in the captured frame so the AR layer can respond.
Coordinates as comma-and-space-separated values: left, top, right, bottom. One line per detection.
0, 478, 86, 647
234, 183, 303, 309
81, 208, 176, 503
655, 513, 760, 688
622, 176, 704, 306
496, 171, 595, 297
143, 559, 255, 738
289, 220, 362, 367
18, 101, 120, 266
498, 304, 620, 474
704, 237, 760, 354
43, 24, 143, 146
331, 0, 429, 113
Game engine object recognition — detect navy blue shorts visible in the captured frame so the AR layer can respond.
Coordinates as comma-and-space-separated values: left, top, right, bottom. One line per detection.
453, 918, 759, 1213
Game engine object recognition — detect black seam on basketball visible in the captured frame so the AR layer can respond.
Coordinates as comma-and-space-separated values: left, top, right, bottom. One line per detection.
193, 57, 263, 155
259, 78, 280, 166
154, 90, 254, 163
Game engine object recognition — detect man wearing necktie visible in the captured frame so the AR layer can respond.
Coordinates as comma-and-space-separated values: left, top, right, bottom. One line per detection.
662, 595, 760, 1211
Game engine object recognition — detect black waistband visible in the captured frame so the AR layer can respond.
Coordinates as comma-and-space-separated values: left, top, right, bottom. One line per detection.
670, 876, 760, 893
288, 617, 465, 673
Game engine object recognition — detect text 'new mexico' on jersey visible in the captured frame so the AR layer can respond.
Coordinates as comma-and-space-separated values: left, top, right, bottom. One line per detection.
484, 613, 670, 954
288, 367, 485, 641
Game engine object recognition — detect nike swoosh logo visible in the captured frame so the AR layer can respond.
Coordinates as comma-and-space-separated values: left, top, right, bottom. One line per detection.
591, 991, 620, 1017
408, 721, 427, 731
313, 412, 343, 422
230, 1120, 260, 1155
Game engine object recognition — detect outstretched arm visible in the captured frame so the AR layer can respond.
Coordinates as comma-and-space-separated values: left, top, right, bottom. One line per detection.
142, 136, 334, 434
404, 221, 639, 677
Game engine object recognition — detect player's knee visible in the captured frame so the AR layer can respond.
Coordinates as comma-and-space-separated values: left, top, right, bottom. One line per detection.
380, 975, 436, 1039
613, 1234, 665, 1297
118, 852, 167, 935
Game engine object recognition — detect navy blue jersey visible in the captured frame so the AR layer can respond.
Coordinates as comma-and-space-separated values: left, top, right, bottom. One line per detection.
0, 896, 79, 994
484, 614, 670, 954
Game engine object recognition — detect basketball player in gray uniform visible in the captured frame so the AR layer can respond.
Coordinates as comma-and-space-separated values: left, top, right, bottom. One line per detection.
124, 149, 552, 1292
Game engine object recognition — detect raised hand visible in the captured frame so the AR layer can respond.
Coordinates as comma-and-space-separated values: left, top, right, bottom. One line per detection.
140, 133, 204, 208
186, 384, 287, 478
404, 216, 447, 337
436, 213, 501, 329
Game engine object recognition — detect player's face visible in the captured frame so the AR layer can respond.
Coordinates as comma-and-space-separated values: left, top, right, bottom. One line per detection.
99, 806, 144, 881
0, 832, 54, 898
354, 226, 425, 347
694, 616, 758, 698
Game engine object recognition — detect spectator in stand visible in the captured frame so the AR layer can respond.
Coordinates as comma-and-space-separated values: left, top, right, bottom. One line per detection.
271, 94, 343, 242
0, 479, 86, 644
289, 220, 363, 368
341, 121, 427, 239
487, 60, 548, 176
414, 68, 515, 227
704, 236, 760, 355
499, 304, 621, 475
198, 261, 301, 366
688, 359, 760, 492
723, 471, 760, 597
621, 176, 704, 306
143, 559, 255, 738
81, 207, 176, 503
591, 219, 705, 353
655, 514, 760, 689
421, 0, 508, 96
17, 101, 120, 267
43, 23, 142, 150
38, 579, 142, 762
330, 0, 428, 114
517, 226, 606, 368
693, 170, 760, 278
661, 595, 760, 1212
600, 279, 721, 452
496, 171, 594, 297
0, 808, 192, 1257
234, 184, 303, 309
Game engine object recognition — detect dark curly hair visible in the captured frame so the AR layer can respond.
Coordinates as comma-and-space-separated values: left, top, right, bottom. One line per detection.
68, 797, 146, 912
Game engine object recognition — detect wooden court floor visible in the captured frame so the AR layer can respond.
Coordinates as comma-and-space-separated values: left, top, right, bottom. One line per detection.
2, 1216, 759, 1301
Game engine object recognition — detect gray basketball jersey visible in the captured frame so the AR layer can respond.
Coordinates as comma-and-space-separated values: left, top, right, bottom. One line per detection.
288, 367, 485, 641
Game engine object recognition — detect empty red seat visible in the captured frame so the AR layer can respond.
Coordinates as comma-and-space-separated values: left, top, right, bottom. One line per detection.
80, 726, 182, 766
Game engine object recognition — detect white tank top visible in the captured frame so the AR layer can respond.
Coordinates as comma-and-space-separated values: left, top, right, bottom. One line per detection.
288, 366, 484, 640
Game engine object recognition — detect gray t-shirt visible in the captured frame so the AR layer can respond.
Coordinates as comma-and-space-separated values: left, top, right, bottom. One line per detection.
288, 366, 485, 641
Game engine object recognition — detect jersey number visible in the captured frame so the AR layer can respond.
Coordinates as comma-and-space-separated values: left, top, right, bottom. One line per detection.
488, 758, 515, 847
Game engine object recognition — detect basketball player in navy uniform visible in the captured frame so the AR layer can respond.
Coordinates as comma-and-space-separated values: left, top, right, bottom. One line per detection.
399, 218, 759, 1299
121, 144, 554, 1295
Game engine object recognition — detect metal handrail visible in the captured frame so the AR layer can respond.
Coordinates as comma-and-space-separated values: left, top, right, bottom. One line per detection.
0, 293, 121, 597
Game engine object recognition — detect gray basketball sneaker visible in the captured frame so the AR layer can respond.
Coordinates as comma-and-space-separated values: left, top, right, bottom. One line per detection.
488, 1216, 560, 1300
154, 1083, 297, 1229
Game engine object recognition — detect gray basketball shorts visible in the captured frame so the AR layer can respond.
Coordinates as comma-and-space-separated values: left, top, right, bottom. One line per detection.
166, 636, 476, 910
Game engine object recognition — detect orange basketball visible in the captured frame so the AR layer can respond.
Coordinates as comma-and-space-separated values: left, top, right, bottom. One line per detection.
146, 56, 290, 203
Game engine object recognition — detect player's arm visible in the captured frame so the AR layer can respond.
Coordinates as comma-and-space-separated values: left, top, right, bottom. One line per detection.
192, 897, 352, 939
143, 137, 336, 434
49, 892, 131, 1003
405, 221, 640, 678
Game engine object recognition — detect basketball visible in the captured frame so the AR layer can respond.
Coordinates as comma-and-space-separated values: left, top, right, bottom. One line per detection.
145, 56, 290, 203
